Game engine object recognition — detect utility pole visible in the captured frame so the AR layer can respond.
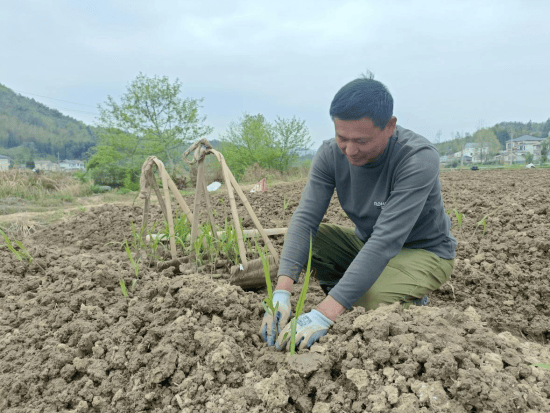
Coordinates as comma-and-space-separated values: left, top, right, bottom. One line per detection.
510, 131, 514, 165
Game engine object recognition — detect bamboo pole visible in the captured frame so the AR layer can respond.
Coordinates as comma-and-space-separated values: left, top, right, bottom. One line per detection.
218, 156, 248, 268
190, 158, 205, 246
214, 151, 280, 265
141, 186, 152, 243
158, 161, 177, 259
146, 227, 287, 242
201, 168, 219, 241
166, 176, 194, 223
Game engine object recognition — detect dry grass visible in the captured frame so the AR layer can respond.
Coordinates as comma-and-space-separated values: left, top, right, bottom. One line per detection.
0, 217, 40, 240
240, 162, 310, 185
0, 170, 94, 211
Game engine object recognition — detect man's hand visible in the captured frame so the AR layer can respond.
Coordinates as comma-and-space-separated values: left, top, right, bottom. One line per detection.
259, 290, 292, 346
275, 309, 333, 351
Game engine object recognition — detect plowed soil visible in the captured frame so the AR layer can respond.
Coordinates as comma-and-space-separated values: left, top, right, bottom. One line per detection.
1, 168, 549, 412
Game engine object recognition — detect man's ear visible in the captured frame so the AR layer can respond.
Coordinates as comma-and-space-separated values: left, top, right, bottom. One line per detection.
385, 116, 397, 134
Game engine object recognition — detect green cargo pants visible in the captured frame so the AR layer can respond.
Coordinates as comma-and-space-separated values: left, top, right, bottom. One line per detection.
311, 224, 454, 310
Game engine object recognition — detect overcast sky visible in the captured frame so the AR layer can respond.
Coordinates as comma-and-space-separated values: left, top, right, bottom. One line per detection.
2, 0, 549, 148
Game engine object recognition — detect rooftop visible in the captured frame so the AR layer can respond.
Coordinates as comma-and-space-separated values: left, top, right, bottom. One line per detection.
509, 135, 545, 142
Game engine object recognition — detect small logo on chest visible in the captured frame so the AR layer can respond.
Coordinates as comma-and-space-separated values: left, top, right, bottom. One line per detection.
374, 201, 386, 209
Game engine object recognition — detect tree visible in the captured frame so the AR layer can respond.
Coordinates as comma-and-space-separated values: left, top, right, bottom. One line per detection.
433, 129, 442, 147
220, 112, 312, 178
493, 127, 511, 149
472, 128, 501, 163
524, 152, 534, 165
541, 139, 549, 164
89, 73, 213, 186
541, 118, 550, 139
220, 113, 277, 178
272, 116, 313, 172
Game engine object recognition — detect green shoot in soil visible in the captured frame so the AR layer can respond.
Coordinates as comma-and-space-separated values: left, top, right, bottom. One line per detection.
125, 240, 140, 279
0, 229, 33, 263
193, 232, 207, 268
453, 208, 464, 229
257, 242, 279, 322
471, 208, 500, 240
532, 363, 550, 370
283, 233, 313, 355
121, 240, 140, 297
119, 279, 128, 298
474, 215, 488, 237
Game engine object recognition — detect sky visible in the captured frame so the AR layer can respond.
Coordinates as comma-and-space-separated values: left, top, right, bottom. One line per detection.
1, 0, 549, 149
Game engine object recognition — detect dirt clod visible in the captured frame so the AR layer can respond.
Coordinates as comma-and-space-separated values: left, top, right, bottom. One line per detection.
1, 171, 550, 412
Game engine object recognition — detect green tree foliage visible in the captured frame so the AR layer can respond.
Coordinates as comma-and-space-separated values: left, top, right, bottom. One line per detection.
541, 139, 549, 164
88, 73, 213, 187
272, 116, 312, 171
489, 120, 546, 140
541, 118, 550, 139
493, 126, 511, 148
472, 128, 501, 163
434, 131, 468, 157
524, 152, 534, 164
220, 113, 312, 178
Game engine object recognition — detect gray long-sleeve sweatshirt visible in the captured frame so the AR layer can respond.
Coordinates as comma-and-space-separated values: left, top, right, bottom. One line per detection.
277, 125, 457, 309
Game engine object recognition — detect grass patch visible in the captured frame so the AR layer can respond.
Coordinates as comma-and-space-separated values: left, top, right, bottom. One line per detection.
0, 169, 94, 202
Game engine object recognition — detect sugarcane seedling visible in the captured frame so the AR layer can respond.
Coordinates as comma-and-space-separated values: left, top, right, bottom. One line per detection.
201, 223, 219, 274
119, 279, 128, 298
1, 229, 33, 263
453, 208, 464, 229
471, 207, 501, 241
257, 242, 280, 329
124, 240, 140, 293
193, 233, 205, 269
283, 233, 314, 355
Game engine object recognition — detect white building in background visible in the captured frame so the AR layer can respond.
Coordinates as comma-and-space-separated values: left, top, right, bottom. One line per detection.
0, 154, 10, 171
34, 160, 60, 171
446, 142, 489, 163
59, 160, 85, 170
505, 135, 544, 160
491, 135, 545, 164
462, 143, 490, 163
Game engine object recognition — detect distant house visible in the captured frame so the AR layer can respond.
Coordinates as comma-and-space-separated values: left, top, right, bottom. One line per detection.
447, 152, 472, 163
35, 160, 60, 171
494, 151, 526, 164
59, 160, 85, 170
451, 151, 474, 161
463, 142, 490, 163
504, 135, 545, 160
0, 154, 10, 171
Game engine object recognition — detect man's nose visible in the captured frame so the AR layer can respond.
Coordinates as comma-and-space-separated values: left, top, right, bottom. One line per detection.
347, 143, 359, 155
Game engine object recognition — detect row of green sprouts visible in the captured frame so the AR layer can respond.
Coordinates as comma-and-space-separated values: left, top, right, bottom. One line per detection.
260, 234, 314, 355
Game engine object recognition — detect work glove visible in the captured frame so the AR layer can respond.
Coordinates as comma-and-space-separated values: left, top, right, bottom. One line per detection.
260, 290, 292, 346
275, 309, 333, 351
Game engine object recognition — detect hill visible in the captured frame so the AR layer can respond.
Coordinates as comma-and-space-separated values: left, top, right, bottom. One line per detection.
0, 83, 98, 163
434, 118, 550, 156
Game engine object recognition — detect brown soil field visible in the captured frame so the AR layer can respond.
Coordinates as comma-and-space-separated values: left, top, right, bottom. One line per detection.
1, 168, 549, 412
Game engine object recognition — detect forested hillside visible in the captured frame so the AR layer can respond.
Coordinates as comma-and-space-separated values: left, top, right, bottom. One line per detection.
434, 118, 550, 156
0, 84, 97, 162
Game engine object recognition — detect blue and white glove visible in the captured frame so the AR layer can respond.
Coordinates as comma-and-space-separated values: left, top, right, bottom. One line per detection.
275, 309, 333, 351
259, 290, 292, 346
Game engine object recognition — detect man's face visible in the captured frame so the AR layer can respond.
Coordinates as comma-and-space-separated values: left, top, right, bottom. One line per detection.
334, 116, 397, 166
